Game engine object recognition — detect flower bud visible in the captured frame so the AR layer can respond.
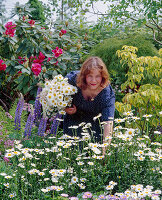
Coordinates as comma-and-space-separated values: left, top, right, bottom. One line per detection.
84, 33, 88, 40
59, 32, 63, 37
24, 61, 28, 68
76, 43, 82, 50
42, 67, 47, 73
65, 21, 68, 27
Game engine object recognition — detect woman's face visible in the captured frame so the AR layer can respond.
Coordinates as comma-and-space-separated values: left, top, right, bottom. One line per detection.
85, 68, 102, 90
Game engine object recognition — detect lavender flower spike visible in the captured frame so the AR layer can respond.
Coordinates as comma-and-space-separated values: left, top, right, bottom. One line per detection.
50, 113, 62, 135
14, 93, 24, 130
24, 105, 35, 137
34, 86, 42, 126
38, 112, 48, 136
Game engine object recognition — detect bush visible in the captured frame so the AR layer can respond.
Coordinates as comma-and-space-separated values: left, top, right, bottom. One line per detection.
88, 33, 159, 102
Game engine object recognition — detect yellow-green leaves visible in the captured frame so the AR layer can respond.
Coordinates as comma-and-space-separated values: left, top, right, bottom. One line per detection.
115, 45, 162, 133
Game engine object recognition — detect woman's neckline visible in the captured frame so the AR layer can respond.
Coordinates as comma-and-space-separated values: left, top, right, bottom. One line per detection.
80, 87, 106, 102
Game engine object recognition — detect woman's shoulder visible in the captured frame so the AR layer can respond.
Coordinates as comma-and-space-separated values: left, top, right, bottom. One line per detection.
66, 70, 80, 86
101, 84, 115, 99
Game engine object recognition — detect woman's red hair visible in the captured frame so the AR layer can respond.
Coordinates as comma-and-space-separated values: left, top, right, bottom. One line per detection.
77, 56, 110, 90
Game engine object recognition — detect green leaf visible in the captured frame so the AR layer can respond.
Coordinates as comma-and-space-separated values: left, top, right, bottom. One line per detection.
22, 68, 31, 75
137, 19, 142, 27
69, 47, 77, 52
15, 65, 23, 69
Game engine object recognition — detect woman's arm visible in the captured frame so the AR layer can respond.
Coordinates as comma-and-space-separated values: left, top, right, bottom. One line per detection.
102, 121, 113, 155
103, 121, 113, 144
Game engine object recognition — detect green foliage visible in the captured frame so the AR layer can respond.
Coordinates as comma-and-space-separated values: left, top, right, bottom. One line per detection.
88, 32, 159, 101
27, 0, 46, 23
0, 100, 27, 153
115, 45, 162, 135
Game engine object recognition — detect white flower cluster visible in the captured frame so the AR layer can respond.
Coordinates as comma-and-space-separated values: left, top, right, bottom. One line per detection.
39, 74, 78, 115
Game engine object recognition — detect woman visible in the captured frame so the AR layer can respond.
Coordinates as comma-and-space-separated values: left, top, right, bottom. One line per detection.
63, 56, 115, 147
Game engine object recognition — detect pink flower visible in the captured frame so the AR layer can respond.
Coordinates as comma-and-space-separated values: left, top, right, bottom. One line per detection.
23, 16, 26, 21
4, 22, 16, 37
5, 22, 16, 29
52, 47, 63, 58
3, 157, 10, 162
33, 52, 45, 64
31, 63, 42, 76
82, 192, 93, 199
38, 52, 45, 63
0, 60, 7, 71
61, 194, 69, 197
61, 29, 67, 34
28, 20, 35, 27
5, 112, 13, 119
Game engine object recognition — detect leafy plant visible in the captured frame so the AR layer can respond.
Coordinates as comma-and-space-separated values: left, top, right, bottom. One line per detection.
115, 45, 162, 136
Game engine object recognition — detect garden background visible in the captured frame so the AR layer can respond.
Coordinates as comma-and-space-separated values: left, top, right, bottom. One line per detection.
0, 0, 161, 199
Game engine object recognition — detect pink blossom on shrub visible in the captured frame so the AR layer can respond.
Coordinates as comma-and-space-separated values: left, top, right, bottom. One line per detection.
38, 52, 45, 63
31, 63, 42, 76
0, 60, 7, 71
28, 20, 35, 27
33, 52, 45, 64
52, 47, 63, 58
61, 29, 67, 34
4, 22, 16, 37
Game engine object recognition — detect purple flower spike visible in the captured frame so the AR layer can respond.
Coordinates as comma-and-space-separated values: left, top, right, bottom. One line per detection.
50, 113, 62, 135
14, 94, 24, 130
24, 106, 35, 137
34, 87, 42, 126
37, 116, 48, 136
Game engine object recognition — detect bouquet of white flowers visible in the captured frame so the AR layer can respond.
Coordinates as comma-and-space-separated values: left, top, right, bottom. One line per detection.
39, 74, 78, 116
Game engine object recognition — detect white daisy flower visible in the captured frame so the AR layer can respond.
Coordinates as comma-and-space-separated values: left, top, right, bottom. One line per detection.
71, 176, 78, 183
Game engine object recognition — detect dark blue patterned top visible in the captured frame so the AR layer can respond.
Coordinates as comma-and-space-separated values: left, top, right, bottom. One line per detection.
63, 71, 115, 142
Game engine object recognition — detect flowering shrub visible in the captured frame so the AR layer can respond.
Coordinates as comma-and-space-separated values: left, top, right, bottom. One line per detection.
0, 12, 92, 105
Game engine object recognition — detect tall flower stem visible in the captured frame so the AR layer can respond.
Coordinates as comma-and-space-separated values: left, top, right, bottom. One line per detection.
50, 113, 62, 135
24, 105, 35, 137
34, 86, 42, 126
38, 112, 48, 136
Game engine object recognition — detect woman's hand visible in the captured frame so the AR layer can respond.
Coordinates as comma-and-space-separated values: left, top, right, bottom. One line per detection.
65, 105, 77, 115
